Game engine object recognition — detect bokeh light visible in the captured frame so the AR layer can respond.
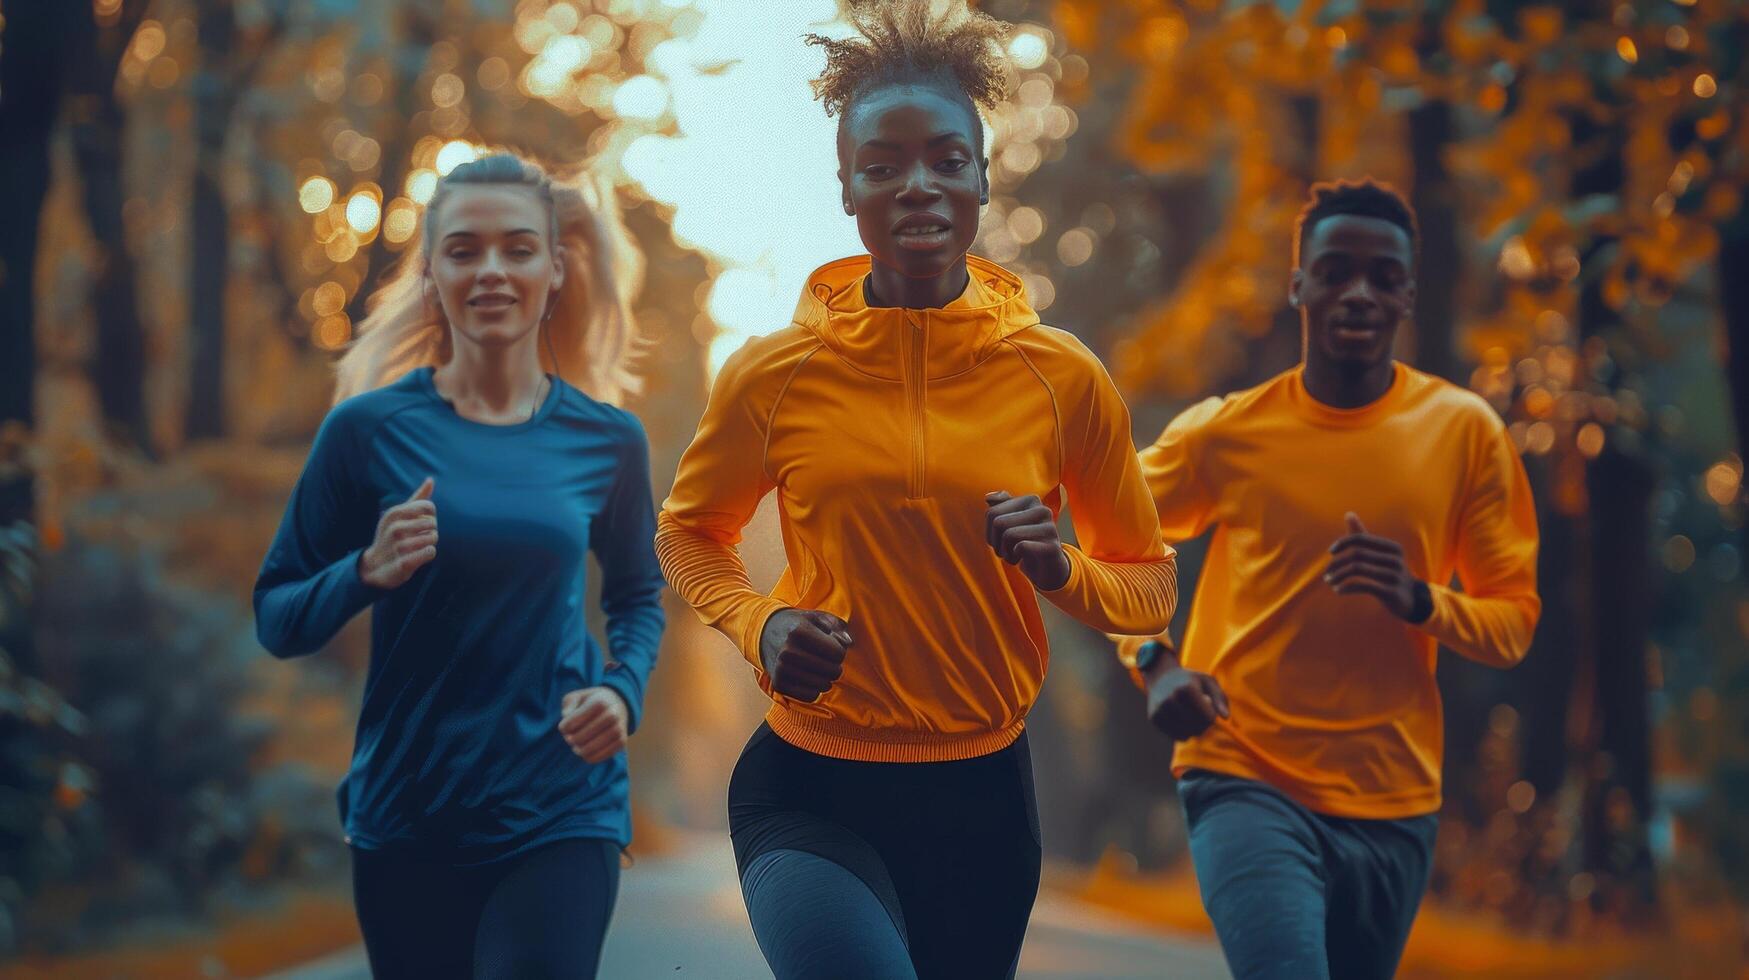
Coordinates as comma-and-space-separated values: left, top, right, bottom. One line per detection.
479, 56, 512, 91
353, 72, 385, 106
148, 58, 179, 89
132, 21, 166, 61
435, 140, 480, 176
1007, 30, 1049, 71
1008, 207, 1045, 245
432, 72, 465, 109
1500, 237, 1536, 279
383, 200, 419, 245
1507, 781, 1537, 814
613, 75, 670, 119
1663, 535, 1696, 573
527, 35, 593, 97
298, 176, 336, 215
406, 169, 439, 205
325, 234, 359, 264
547, 1, 581, 34
1057, 227, 1095, 267
313, 314, 352, 351
1525, 422, 1556, 455
1705, 459, 1742, 506
1021, 273, 1056, 311
311, 281, 346, 318
345, 191, 382, 234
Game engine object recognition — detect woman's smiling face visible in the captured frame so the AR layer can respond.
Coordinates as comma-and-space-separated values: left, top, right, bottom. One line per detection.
426, 184, 564, 350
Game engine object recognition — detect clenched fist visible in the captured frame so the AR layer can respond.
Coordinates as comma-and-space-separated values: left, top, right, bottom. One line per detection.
759, 609, 854, 703
1145, 656, 1230, 740
360, 477, 438, 589
558, 687, 631, 763
984, 491, 1072, 592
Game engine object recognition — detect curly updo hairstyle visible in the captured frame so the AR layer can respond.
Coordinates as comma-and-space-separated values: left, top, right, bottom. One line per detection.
806, 0, 1012, 159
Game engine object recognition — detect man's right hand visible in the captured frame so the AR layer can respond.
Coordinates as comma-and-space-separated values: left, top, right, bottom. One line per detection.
759, 608, 853, 702
1145, 660, 1230, 740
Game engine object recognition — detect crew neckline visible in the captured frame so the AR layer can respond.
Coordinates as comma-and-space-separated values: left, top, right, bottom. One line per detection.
415, 366, 561, 431
1286, 361, 1408, 428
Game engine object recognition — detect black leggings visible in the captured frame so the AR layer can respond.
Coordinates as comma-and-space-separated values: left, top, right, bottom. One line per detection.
350, 836, 620, 980
728, 724, 1042, 980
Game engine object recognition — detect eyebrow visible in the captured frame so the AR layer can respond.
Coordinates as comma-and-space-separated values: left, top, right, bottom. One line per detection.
441, 228, 542, 242
860, 132, 972, 151
1312, 249, 1406, 265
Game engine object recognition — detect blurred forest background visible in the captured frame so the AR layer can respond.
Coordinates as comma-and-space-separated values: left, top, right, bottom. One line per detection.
0, 0, 1745, 976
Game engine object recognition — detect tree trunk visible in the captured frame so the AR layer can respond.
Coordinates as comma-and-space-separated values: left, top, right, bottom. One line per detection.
1149, 173, 1219, 301
0, 145, 46, 527
1720, 218, 1749, 517
69, 1, 151, 450
1239, 92, 1320, 389
1569, 116, 1657, 910
346, 15, 435, 325
0, 1, 81, 528
0, 3, 80, 855
1581, 444, 1657, 907
1515, 459, 1584, 800
186, 7, 237, 442
1408, 97, 1458, 382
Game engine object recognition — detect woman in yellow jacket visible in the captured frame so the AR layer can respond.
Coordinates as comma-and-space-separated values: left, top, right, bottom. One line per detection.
655, 2, 1176, 978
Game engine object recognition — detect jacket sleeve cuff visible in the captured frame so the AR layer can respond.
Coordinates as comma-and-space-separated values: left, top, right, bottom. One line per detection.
1038, 544, 1087, 599
737, 596, 794, 673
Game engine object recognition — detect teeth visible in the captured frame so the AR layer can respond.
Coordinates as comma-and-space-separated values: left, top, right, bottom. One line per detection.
900, 226, 946, 234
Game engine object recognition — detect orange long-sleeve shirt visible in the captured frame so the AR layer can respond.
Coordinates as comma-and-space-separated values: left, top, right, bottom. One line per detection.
658, 255, 1177, 762
1123, 363, 1540, 818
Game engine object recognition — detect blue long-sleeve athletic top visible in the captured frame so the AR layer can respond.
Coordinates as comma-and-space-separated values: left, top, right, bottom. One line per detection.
253, 366, 666, 863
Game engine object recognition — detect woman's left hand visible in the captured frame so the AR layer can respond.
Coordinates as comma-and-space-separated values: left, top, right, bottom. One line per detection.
558, 687, 630, 763
985, 490, 1072, 592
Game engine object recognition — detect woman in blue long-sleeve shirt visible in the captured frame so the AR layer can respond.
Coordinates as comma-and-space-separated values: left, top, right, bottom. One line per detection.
254, 153, 665, 980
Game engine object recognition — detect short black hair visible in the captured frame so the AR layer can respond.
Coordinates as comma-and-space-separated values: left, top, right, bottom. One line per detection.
1294, 179, 1419, 268
806, 0, 1010, 165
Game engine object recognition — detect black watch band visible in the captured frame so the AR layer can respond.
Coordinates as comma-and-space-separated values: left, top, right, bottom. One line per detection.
1408, 580, 1434, 624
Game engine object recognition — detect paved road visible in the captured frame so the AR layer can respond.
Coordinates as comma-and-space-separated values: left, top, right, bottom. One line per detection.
273, 835, 1228, 980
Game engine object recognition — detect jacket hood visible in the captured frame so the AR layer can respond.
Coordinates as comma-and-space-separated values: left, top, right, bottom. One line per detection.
788, 254, 1041, 380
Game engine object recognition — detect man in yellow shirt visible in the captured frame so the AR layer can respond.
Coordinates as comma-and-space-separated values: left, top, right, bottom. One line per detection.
1123, 180, 1541, 980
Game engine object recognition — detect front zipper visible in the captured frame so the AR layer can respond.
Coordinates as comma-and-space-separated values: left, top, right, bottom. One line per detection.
905, 311, 926, 499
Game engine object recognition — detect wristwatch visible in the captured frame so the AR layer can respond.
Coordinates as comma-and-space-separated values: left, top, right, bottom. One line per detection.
1408, 580, 1434, 624
1134, 639, 1167, 673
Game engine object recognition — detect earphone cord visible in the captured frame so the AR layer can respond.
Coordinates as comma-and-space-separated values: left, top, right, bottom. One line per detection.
533, 299, 561, 422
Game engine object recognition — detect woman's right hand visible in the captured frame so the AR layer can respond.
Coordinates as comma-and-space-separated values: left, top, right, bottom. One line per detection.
758, 608, 853, 702
359, 477, 438, 589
